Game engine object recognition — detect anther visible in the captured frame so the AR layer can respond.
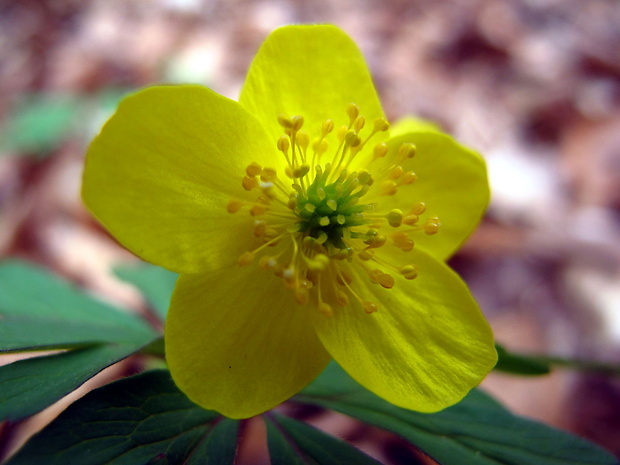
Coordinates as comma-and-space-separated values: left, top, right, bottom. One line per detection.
373, 143, 388, 160
373, 118, 390, 132
346, 103, 360, 123
246, 162, 262, 177
398, 143, 416, 159
354, 116, 365, 132
242, 176, 259, 191
291, 115, 304, 131
378, 273, 395, 289
389, 166, 404, 180
401, 171, 417, 185
318, 302, 333, 316
322, 119, 334, 135
411, 202, 426, 215
238, 251, 255, 266
226, 198, 243, 213
297, 131, 310, 150
277, 115, 293, 129
362, 301, 378, 314
277, 135, 290, 153
399, 265, 418, 280
423, 217, 440, 235
382, 180, 398, 196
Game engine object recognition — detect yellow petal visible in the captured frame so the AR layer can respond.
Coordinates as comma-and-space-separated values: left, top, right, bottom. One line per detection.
82, 85, 279, 273
389, 116, 441, 136
368, 131, 489, 261
312, 248, 496, 413
240, 25, 385, 143
165, 266, 331, 419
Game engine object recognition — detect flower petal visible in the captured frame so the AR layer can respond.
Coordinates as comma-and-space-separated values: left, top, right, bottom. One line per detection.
368, 131, 489, 260
389, 116, 441, 137
312, 248, 496, 413
82, 85, 279, 273
165, 265, 331, 419
239, 25, 385, 142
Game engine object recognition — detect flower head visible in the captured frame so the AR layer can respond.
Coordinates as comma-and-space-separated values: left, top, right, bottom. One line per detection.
82, 25, 496, 419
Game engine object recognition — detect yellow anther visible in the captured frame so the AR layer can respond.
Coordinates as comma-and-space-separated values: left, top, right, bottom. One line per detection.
319, 216, 330, 227
423, 218, 440, 235
373, 142, 388, 160
336, 290, 349, 306
399, 265, 418, 280
238, 251, 255, 266
346, 103, 360, 123
317, 188, 326, 200
403, 214, 419, 225
304, 203, 316, 213
411, 202, 426, 215
297, 131, 310, 150
259, 255, 277, 269
362, 301, 378, 314
378, 273, 395, 289
389, 166, 404, 180
373, 117, 390, 132
358, 250, 372, 261
295, 287, 309, 305
402, 171, 417, 185
293, 163, 310, 178
322, 119, 334, 135
226, 198, 243, 213
277, 135, 290, 153
398, 142, 417, 159
287, 194, 297, 210
245, 162, 262, 177
337, 125, 348, 141
336, 214, 346, 225
354, 116, 365, 132
382, 180, 398, 196
318, 302, 333, 317
253, 221, 266, 236
250, 205, 266, 216
369, 269, 383, 284
277, 114, 293, 128
285, 166, 294, 179
242, 176, 259, 191
345, 130, 361, 147
291, 115, 304, 131
261, 167, 277, 181
317, 139, 329, 155
365, 233, 386, 248
387, 209, 403, 227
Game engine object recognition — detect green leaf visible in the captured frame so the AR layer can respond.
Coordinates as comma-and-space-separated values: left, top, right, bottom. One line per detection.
1, 94, 80, 155
0, 260, 157, 352
265, 413, 382, 465
0, 343, 148, 421
295, 363, 617, 465
494, 343, 551, 375
115, 262, 178, 320
6, 370, 238, 465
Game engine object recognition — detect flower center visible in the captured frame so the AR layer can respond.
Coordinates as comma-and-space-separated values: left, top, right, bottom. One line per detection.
227, 104, 439, 316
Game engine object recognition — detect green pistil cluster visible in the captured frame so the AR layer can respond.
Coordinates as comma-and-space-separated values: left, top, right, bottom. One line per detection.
293, 164, 375, 254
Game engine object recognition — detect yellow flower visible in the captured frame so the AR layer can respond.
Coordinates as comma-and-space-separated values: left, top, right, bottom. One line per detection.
82, 25, 496, 419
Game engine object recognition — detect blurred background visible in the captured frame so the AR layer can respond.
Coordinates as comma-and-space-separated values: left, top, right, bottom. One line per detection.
1, 0, 619, 463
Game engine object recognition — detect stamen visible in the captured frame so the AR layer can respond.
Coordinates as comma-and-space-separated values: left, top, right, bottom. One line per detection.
231, 104, 439, 312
